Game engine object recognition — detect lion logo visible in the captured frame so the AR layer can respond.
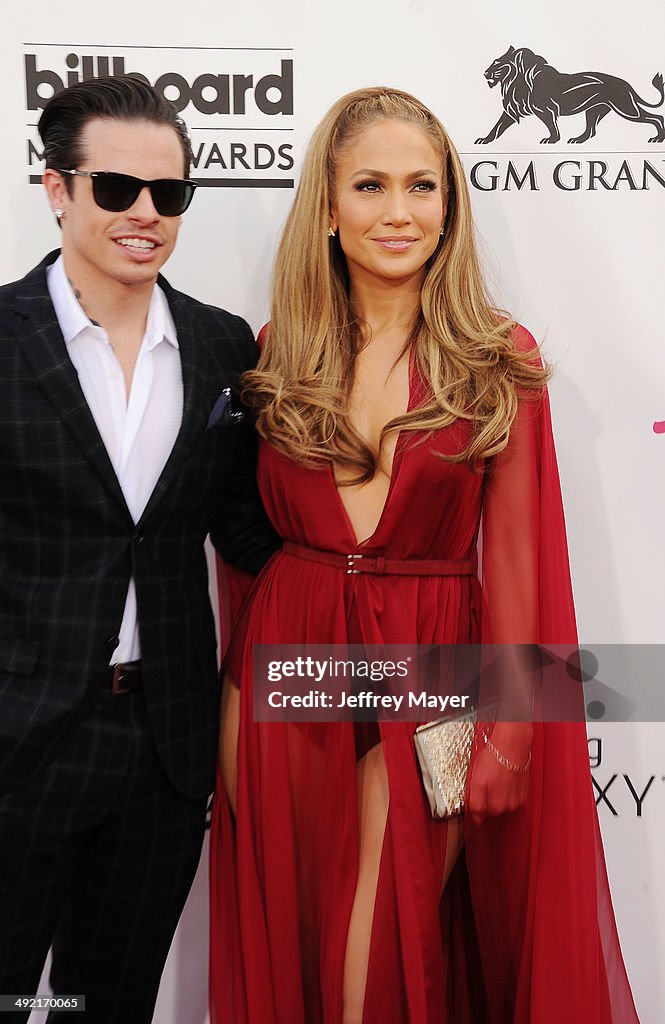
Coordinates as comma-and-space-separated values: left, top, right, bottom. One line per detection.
475, 45, 665, 144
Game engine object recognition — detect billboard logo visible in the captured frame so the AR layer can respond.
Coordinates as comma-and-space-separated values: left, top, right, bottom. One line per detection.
23, 45, 296, 188
25, 54, 293, 117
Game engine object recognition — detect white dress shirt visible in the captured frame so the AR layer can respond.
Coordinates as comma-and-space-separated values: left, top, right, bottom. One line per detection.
47, 255, 183, 663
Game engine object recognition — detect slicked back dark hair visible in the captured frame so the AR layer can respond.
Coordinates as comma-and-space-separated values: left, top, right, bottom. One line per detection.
38, 75, 193, 194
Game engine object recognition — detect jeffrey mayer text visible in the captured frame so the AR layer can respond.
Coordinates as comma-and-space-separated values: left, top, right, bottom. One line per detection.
337, 691, 470, 713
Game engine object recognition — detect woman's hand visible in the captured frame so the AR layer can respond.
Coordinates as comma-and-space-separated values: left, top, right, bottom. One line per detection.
467, 721, 533, 827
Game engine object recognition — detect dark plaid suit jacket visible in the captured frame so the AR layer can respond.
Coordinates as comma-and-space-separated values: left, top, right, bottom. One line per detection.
0, 251, 279, 798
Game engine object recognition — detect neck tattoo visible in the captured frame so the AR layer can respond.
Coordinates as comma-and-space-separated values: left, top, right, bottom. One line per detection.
68, 278, 102, 328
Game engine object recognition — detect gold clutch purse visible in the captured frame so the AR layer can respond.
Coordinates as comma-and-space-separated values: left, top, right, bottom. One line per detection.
414, 710, 476, 819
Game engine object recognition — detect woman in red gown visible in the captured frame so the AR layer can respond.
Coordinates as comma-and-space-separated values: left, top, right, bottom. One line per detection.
210, 87, 638, 1023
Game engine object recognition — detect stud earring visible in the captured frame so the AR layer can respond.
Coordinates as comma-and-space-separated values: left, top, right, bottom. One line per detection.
55, 208, 64, 221
328, 227, 336, 238
439, 227, 444, 236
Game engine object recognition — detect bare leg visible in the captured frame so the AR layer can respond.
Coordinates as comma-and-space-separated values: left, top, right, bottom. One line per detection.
342, 743, 389, 1024
219, 672, 240, 816
342, 742, 466, 1023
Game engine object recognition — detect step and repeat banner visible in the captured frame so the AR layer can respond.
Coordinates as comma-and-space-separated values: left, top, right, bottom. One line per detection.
4, 0, 663, 1021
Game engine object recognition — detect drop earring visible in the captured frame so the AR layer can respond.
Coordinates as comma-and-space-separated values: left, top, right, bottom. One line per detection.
328, 227, 336, 238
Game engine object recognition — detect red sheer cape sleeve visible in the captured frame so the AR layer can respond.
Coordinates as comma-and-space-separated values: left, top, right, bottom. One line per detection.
465, 325, 638, 1022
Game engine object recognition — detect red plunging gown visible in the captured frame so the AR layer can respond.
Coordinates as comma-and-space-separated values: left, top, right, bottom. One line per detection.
209, 326, 638, 1023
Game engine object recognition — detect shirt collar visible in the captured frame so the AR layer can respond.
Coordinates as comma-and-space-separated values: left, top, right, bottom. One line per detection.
145, 281, 179, 352
46, 254, 179, 351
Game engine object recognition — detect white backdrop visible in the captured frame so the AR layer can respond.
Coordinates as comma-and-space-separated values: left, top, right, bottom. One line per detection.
4, 1, 663, 1021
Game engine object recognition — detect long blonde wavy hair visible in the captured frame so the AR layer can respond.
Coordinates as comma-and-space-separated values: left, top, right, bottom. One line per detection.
242, 86, 548, 482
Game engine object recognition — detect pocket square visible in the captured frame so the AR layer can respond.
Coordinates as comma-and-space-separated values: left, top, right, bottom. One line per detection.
207, 387, 245, 429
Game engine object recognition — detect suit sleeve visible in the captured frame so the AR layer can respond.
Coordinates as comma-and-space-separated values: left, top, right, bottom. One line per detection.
208, 318, 281, 576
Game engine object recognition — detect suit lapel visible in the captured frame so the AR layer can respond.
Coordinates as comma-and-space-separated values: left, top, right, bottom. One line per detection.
135, 281, 209, 528
13, 257, 131, 516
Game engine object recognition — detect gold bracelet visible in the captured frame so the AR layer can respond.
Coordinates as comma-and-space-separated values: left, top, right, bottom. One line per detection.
482, 732, 532, 774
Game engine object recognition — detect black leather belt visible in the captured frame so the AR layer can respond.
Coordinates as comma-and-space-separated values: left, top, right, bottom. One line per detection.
106, 661, 143, 695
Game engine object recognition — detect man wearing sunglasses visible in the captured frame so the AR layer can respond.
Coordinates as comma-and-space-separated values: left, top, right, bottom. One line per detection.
0, 76, 279, 1023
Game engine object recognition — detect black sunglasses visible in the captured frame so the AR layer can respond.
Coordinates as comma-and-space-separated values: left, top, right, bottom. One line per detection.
57, 169, 197, 216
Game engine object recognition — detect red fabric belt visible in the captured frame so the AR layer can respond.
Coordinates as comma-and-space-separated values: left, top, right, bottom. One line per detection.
282, 541, 477, 577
